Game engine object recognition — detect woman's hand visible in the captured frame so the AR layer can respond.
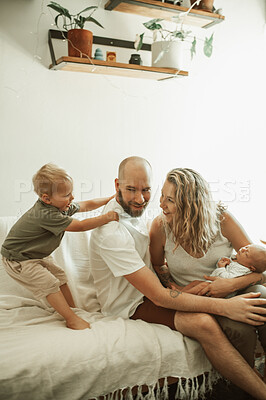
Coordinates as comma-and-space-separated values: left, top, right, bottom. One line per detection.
223, 292, 266, 326
182, 280, 210, 295
197, 276, 235, 298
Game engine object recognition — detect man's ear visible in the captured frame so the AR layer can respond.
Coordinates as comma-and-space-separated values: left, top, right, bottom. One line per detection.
41, 193, 51, 204
115, 178, 119, 193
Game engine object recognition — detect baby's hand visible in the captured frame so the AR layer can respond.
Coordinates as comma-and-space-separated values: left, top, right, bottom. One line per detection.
106, 211, 119, 222
217, 257, 230, 268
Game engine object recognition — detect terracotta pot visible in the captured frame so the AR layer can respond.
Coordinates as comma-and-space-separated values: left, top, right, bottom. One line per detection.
190, 0, 214, 12
67, 29, 93, 58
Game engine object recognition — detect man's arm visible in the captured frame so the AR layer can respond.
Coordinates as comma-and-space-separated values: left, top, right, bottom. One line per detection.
124, 266, 266, 326
78, 195, 115, 213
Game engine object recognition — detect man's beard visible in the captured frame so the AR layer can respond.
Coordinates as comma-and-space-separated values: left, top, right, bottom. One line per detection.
118, 190, 148, 217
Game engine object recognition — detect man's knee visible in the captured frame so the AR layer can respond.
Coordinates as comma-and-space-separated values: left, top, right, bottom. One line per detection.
174, 312, 219, 339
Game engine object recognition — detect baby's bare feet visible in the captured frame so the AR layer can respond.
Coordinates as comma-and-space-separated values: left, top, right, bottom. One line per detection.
66, 315, 90, 330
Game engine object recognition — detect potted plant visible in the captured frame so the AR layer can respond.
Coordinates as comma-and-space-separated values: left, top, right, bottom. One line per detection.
47, 1, 104, 58
135, 0, 214, 70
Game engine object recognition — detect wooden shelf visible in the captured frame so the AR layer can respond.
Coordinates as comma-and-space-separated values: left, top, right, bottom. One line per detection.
49, 56, 188, 80
105, 0, 224, 28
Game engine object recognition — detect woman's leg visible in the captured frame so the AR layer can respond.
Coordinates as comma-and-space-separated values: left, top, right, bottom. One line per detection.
242, 285, 266, 352
214, 284, 266, 368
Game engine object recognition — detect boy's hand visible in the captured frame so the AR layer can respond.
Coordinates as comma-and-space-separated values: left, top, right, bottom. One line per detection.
106, 211, 119, 222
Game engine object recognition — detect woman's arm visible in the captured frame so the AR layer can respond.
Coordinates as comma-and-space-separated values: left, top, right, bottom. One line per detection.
149, 216, 182, 290
198, 211, 262, 297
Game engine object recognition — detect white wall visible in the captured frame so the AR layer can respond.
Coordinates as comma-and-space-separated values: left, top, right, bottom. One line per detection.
0, 0, 266, 241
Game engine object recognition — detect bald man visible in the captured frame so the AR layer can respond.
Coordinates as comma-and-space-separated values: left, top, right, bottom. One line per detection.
90, 156, 266, 399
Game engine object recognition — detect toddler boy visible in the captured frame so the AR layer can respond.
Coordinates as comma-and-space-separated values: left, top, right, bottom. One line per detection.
1, 163, 118, 330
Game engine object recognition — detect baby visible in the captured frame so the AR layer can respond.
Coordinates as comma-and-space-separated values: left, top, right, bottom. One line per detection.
1, 163, 119, 330
211, 244, 266, 279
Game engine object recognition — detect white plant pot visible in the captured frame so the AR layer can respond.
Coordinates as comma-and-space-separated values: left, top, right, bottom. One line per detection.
151, 40, 184, 70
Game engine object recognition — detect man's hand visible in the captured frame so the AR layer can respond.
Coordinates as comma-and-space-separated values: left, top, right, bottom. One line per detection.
223, 292, 266, 326
217, 257, 231, 268
197, 276, 234, 298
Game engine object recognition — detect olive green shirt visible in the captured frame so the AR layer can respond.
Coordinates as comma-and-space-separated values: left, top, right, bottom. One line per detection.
1, 199, 80, 261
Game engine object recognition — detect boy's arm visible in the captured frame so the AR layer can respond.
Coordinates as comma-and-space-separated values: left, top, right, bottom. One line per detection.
77, 195, 115, 213
65, 211, 118, 232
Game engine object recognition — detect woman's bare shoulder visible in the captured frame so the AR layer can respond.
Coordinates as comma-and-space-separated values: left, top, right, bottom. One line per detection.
151, 215, 164, 229
150, 215, 165, 237
150, 215, 166, 250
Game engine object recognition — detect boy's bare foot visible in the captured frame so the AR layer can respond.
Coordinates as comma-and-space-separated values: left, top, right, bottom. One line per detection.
66, 315, 91, 330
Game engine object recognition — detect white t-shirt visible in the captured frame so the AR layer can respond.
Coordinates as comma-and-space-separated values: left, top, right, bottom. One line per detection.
90, 199, 151, 319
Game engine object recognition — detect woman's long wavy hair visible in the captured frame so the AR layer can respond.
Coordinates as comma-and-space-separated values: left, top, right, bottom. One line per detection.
166, 168, 225, 256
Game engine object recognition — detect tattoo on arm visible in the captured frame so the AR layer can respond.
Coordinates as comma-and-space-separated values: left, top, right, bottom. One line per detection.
170, 289, 182, 298
157, 264, 176, 288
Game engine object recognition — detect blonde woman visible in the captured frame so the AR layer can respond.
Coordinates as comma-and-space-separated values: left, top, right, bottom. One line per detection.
150, 168, 266, 379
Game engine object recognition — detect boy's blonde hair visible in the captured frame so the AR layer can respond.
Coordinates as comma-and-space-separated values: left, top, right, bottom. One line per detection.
32, 163, 72, 197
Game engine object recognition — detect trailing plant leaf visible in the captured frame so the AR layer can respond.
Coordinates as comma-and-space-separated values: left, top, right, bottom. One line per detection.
203, 33, 213, 57
134, 33, 144, 51
190, 37, 196, 58
143, 18, 163, 31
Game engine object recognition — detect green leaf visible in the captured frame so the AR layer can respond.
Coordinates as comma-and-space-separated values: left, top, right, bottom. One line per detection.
77, 6, 98, 15
54, 14, 62, 28
204, 33, 213, 57
143, 18, 163, 31
47, 2, 71, 19
135, 33, 144, 51
172, 31, 186, 40
85, 16, 104, 28
190, 37, 196, 59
